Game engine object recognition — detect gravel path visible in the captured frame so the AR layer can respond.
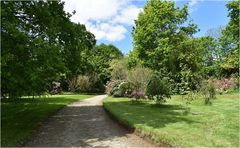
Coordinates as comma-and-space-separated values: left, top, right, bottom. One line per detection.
23, 95, 155, 147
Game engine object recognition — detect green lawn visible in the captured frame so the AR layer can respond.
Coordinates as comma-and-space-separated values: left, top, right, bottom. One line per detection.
1, 94, 94, 147
103, 93, 240, 147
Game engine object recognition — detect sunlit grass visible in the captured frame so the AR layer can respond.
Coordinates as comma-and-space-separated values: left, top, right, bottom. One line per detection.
103, 93, 239, 147
1, 94, 94, 147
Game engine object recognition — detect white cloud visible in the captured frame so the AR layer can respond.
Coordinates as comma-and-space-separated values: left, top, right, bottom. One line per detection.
188, 0, 201, 13
86, 23, 127, 41
112, 6, 142, 26
173, 0, 202, 13
63, 0, 141, 42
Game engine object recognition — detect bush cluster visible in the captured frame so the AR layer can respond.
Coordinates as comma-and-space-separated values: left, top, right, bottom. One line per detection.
107, 65, 172, 104
212, 77, 238, 94
129, 91, 146, 100
107, 60, 238, 105
106, 80, 124, 96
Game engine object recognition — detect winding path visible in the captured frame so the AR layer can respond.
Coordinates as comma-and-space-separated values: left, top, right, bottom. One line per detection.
23, 95, 155, 147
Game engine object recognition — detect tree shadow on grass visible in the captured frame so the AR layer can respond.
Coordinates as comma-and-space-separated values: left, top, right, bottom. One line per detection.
104, 101, 201, 130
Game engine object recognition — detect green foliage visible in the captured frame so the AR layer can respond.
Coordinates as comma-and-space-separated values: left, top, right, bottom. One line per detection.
103, 93, 240, 147
131, 0, 202, 93
182, 91, 198, 105
197, 36, 222, 78
108, 62, 151, 98
71, 73, 105, 93
199, 1, 239, 78
219, 0, 239, 76
76, 75, 91, 92
127, 49, 143, 69
200, 79, 216, 105
127, 65, 152, 92
105, 80, 124, 96
106, 80, 135, 98
62, 22, 95, 81
1, 1, 96, 98
87, 44, 124, 85
110, 59, 128, 81
146, 73, 171, 104
119, 81, 135, 97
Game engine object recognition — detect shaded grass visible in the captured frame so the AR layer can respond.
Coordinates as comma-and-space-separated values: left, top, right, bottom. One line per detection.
103, 93, 240, 147
1, 94, 94, 147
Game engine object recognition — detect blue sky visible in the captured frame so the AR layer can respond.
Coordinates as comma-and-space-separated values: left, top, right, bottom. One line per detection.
64, 0, 230, 54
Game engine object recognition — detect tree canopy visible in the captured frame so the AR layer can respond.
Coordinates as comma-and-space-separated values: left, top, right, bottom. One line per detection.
131, 0, 201, 92
1, 0, 238, 98
1, 1, 96, 98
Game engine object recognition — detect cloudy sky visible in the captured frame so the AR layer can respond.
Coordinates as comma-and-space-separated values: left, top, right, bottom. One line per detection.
63, 0, 230, 54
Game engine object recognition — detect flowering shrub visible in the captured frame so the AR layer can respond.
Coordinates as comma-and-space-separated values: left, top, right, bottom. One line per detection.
213, 77, 238, 94
105, 80, 124, 96
130, 90, 146, 100
51, 81, 62, 94
119, 81, 135, 97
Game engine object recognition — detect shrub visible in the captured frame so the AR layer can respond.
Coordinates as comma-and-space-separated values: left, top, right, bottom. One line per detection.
87, 73, 105, 93
119, 81, 135, 97
68, 76, 78, 92
76, 75, 91, 92
110, 59, 128, 80
213, 77, 238, 94
112, 90, 122, 97
68, 74, 104, 93
127, 65, 152, 92
50, 81, 62, 94
200, 79, 216, 105
130, 90, 146, 101
146, 74, 171, 104
105, 80, 124, 96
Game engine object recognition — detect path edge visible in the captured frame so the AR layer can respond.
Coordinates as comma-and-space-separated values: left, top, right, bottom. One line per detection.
102, 98, 172, 147
19, 95, 98, 147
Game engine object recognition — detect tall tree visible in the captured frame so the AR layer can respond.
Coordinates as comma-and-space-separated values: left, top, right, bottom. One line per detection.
131, 0, 200, 92
61, 22, 96, 92
1, 1, 96, 98
219, 0, 239, 76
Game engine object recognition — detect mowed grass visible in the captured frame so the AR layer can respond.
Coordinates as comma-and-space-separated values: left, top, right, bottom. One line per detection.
103, 93, 239, 147
1, 94, 94, 147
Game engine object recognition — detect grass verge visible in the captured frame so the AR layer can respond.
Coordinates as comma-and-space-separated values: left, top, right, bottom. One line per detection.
1, 94, 94, 147
103, 93, 239, 147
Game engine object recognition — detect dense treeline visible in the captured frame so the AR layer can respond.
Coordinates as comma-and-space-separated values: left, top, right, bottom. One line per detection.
1, 0, 239, 99
106, 0, 239, 104
1, 1, 123, 98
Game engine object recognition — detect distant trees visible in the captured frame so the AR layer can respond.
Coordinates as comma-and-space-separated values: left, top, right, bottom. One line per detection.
62, 23, 96, 92
199, 0, 239, 78
219, 0, 239, 76
87, 44, 124, 85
